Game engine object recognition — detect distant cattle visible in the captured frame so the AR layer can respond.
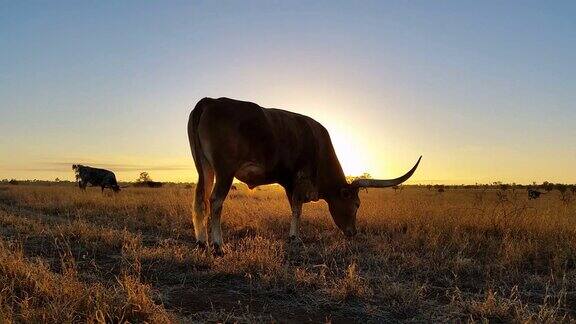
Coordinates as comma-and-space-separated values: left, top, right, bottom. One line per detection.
144, 180, 163, 188
8, 179, 19, 185
72, 164, 121, 193
528, 189, 543, 200
133, 180, 163, 188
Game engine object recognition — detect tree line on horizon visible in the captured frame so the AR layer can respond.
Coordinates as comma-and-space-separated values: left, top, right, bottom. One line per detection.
2, 175, 575, 193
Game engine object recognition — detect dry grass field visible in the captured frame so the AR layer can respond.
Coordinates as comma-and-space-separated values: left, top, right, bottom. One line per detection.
0, 184, 575, 322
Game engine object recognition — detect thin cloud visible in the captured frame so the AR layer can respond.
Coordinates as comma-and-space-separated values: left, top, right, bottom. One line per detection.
9, 162, 194, 172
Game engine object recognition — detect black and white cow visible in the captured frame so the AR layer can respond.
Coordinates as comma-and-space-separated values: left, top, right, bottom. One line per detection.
72, 164, 121, 193
528, 188, 543, 200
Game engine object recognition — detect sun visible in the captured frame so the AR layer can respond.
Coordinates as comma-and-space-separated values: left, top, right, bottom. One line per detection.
328, 129, 369, 177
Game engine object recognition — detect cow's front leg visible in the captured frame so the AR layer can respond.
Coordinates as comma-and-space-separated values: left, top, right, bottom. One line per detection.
289, 200, 303, 240
209, 173, 233, 256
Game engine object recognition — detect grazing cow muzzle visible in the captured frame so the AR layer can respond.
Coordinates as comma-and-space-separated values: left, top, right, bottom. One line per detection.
345, 227, 357, 238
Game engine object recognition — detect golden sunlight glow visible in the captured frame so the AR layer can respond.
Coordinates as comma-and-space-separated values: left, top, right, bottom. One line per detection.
328, 128, 370, 177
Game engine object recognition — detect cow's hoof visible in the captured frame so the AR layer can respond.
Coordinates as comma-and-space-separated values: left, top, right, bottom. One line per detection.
212, 244, 224, 257
196, 241, 208, 250
288, 236, 303, 244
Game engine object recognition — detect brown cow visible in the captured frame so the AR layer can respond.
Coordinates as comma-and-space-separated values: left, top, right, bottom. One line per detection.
188, 97, 421, 254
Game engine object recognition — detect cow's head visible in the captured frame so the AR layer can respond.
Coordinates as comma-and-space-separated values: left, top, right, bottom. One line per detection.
327, 186, 360, 237
327, 156, 422, 238
112, 185, 121, 192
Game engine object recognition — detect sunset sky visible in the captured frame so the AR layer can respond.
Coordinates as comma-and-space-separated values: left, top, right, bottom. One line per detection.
1, 1, 575, 184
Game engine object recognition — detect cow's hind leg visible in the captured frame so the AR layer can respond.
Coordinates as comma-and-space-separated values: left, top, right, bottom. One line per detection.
209, 172, 234, 255
193, 162, 214, 249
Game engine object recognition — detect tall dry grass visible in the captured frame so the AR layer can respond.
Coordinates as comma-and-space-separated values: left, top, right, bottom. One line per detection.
0, 185, 574, 322
0, 207, 172, 322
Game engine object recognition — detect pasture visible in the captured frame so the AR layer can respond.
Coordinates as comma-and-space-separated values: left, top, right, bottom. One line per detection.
0, 184, 575, 322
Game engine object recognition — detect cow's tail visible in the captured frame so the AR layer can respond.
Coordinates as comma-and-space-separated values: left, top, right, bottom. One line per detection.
188, 99, 214, 240
188, 98, 210, 182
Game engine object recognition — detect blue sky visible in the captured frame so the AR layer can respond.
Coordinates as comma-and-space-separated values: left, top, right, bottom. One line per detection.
1, 1, 575, 183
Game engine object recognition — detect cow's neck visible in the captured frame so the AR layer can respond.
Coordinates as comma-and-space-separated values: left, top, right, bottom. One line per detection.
318, 174, 347, 199
315, 135, 349, 199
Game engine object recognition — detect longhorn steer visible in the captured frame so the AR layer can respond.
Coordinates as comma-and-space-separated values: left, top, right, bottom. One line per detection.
188, 97, 421, 254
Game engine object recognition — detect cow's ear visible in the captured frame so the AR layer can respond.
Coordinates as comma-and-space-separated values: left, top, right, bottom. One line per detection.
340, 187, 352, 199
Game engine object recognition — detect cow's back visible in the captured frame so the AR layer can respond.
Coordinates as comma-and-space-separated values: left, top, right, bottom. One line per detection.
194, 97, 324, 186
80, 166, 116, 186
196, 98, 275, 170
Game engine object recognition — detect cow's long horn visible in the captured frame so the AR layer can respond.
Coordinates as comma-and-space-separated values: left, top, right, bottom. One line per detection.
351, 156, 422, 188
120, 185, 131, 188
